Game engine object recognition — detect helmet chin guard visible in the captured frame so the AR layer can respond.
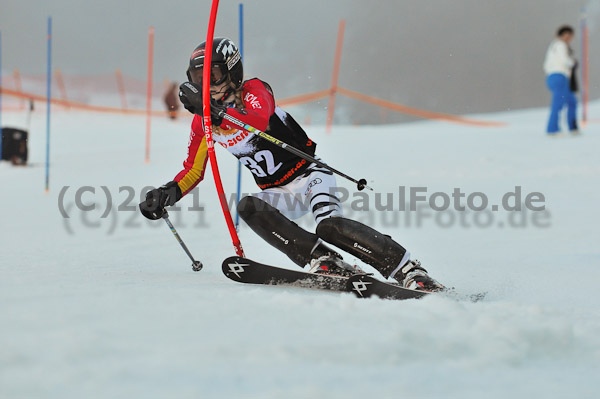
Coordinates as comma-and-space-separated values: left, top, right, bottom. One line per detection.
212, 83, 235, 103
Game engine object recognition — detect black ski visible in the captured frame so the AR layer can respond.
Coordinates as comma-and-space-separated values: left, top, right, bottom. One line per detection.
222, 256, 486, 302
222, 256, 351, 292
347, 274, 486, 302
347, 274, 429, 300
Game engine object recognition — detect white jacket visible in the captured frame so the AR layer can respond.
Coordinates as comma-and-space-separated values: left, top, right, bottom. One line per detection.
543, 39, 575, 77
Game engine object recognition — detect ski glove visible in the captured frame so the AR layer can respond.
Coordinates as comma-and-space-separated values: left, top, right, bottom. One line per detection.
179, 82, 202, 114
139, 181, 182, 220
178, 81, 228, 126
209, 98, 227, 126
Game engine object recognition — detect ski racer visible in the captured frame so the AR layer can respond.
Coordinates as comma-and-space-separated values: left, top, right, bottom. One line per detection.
139, 37, 444, 292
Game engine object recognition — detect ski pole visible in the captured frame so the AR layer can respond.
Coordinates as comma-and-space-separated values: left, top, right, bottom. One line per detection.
219, 112, 373, 191
162, 211, 203, 271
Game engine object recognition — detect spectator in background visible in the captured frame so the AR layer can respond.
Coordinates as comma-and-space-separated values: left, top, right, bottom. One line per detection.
543, 25, 579, 136
164, 81, 180, 120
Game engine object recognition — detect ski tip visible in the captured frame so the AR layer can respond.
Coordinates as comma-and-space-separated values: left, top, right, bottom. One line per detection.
221, 256, 249, 282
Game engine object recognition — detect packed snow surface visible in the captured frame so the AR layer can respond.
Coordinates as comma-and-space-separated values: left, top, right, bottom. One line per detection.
1, 103, 599, 398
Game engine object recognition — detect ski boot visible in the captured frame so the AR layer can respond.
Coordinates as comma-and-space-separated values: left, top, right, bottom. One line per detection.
393, 260, 445, 292
308, 253, 362, 277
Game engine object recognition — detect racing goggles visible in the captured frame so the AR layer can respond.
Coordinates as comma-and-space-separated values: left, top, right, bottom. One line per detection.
189, 63, 229, 86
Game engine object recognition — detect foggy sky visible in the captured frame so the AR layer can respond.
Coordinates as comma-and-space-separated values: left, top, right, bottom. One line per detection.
1, 0, 598, 124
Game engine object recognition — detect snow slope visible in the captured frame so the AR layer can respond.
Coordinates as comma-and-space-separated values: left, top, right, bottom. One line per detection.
1, 104, 599, 398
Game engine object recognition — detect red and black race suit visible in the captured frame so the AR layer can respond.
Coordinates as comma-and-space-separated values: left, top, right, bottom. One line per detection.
173, 78, 316, 196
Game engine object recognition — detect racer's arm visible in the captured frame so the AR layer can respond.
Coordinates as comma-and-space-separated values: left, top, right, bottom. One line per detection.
218, 79, 276, 132
173, 115, 210, 197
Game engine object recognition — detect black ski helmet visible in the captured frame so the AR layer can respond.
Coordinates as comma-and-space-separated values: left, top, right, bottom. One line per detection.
187, 37, 243, 89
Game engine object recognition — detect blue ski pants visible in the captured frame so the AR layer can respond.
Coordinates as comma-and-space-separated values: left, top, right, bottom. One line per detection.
546, 73, 577, 133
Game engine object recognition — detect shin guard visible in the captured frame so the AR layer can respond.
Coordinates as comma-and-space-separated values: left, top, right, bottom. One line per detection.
238, 196, 325, 267
316, 217, 407, 278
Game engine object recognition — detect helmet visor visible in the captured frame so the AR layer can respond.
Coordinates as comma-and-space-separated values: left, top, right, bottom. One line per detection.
189, 63, 228, 86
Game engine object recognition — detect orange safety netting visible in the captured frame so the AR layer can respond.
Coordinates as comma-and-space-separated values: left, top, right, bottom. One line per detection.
0, 86, 174, 117
277, 89, 330, 107
335, 87, 507, 127
0, 83, 506, 127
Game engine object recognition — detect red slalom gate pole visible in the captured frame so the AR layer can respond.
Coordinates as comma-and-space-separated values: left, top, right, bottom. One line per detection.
202, 0, 244, 257
326, 19, 345, 133
115, 68, 128, 110
13, 69, 25, 110
145, 26, 154, 164
55, 69, 69, 110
